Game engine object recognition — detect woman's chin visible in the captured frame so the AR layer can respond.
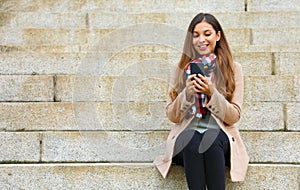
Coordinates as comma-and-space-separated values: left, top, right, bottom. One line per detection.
197, 51, 212, 56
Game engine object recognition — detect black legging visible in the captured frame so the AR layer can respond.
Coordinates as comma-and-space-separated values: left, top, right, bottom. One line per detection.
172, 129, 230, 190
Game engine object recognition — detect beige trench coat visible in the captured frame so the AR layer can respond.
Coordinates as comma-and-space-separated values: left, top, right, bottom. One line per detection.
154, 62, 249, 182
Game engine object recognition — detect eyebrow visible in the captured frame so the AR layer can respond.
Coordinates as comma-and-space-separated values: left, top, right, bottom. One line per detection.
193, 29, 212, 33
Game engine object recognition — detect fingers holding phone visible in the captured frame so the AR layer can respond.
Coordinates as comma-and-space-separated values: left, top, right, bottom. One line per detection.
193, 74, 214, 97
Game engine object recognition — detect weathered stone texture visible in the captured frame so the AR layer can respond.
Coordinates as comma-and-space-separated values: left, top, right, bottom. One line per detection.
286, 103, 300, 131
0, 132, 40, 162
0, 0, 299, 189
239, 102, 284, 130
0, 51, 81, 75
252, 28, 300, 46
233, 52, 272, 76
241, 132, 300, 163
274, 52, 300, 75
42, 131, 167, 162
41, 131, 298, 163
0, 103, 77, 131
23, 29, 88, 46
244, 76, 298, 102
0, 75, 54, 101
247, 0, 300, 11
0, 164, 298, 190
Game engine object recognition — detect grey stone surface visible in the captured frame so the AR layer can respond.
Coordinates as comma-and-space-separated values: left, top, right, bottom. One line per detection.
226, 164, 300, 190
85, 22, 185, 52
0, 51, 81, 75
23, 29, 88, 46
218, 29, 251, 46
0, 75, 54, 101
245, 11, 300, 28
286, 103, 300, 131
0, 103, 77, 131
233, 52, 272, 76
91, 0, 244, 13
241, 132, 300, 163
55, 75, 169, 102
0, 163, 298, 190
0, 102, 171, 131
0, 27, 23, 45
247, 0, 300, 11
73, 102, 172, 131
231, 44, 300, 53
42, 131, 167, 162
297, 76, 300, 101
16, 12, 60, 28
14, 12, 87, 29
274, 52, 300, 75
157, 11, 300, 31
244, 76, 298, 102
41, 131, 299, 163
252, 28, 300, 46
0, 132, 40, 162
0, 0, 87, 12
90, 12, 167, 29
0, 101, 289, 132
214, 11, 300, 29
239, 102, 284, 130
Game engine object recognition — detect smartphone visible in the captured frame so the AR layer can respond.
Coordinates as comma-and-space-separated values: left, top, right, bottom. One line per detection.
190, 62, 205, 77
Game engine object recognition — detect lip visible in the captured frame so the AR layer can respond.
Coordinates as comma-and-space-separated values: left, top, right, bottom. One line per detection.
199, 44, 208, 51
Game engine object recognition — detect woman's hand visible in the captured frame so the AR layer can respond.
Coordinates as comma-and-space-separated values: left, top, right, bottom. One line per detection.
192, 74, 214, 98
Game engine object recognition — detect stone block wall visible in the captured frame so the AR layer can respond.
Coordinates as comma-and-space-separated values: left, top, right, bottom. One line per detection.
0, 0, 299, 189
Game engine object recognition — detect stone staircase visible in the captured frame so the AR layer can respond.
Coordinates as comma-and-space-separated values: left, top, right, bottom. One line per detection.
0, 0, 299, 189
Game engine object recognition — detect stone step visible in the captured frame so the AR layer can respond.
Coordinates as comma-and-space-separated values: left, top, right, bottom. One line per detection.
0, 163, 298, 190
0, 75, 54, 102
0, 50, 276, 75
7, 27, 299, 47
3, 11, 300, 30
2, 44, 300, 54
3, 24, 300, 47
1, 48, 300, 75
2, 0, 300, 13
55, 75, 299, 102
168, 11, 300, 30
247, 0, 300, 12
0, 131, 299, 163
0, 50, 273, 75
0, 0, 245, 13
0, 102, 299, 131
0, 75, 298, 102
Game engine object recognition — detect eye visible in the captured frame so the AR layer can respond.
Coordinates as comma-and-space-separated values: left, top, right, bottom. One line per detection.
192, 33, 199, 38
205, 33, 212, 37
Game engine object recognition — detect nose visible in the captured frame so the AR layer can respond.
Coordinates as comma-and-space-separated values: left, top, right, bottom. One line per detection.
198, 34, 205, 43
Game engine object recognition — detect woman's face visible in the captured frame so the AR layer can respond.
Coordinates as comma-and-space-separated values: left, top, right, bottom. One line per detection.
192, 21, 221, 56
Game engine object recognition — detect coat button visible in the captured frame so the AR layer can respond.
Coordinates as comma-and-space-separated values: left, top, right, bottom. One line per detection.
209, 105, 212, 109
232, 137, 235, 142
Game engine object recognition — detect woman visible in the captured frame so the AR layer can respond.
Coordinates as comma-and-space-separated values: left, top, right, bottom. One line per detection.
154, 13, 249, 189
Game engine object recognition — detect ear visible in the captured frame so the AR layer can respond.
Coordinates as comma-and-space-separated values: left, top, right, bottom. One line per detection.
216, 31, 221, 41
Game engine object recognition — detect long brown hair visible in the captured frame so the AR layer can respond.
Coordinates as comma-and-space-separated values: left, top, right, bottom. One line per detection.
169, 13, 235, 102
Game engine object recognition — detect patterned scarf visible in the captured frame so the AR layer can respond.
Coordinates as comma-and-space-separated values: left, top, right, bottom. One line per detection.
186, 54, 217, 119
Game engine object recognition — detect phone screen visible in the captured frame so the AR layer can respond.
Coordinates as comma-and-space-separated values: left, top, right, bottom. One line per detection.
190, 62, 205, 76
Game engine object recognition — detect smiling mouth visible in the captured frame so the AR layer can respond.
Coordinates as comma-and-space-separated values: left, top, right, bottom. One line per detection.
199, 44, 208, 51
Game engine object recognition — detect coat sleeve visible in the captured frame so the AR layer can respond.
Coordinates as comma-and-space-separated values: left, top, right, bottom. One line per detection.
205, 62, 244, 126
166, 87, 195, 124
